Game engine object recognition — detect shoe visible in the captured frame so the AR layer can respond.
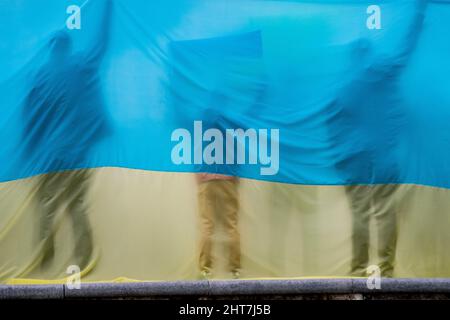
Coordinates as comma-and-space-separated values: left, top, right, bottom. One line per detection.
350, 266, 366, 277
200, 270, 212, 280
231, 270, 240, 279
380, 269, 394, 278
379, 263, 394, 278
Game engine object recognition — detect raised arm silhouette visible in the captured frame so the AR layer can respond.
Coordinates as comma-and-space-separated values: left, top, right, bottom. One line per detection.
328, 0, 427, 277
21, 0, 113, 274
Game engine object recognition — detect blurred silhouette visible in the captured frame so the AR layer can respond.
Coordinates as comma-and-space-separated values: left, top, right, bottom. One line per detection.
167, 31, 265, 279
333, 40, 403, 277
328, 1, 426, 277
22, 0, 113, 272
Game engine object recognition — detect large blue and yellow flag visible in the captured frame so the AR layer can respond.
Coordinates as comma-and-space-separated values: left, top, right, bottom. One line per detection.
1, 0, 450, 283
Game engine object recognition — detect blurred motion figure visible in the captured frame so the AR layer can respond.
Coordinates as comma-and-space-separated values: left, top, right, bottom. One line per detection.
328, 1, 427, 277
21, 0, 113, 271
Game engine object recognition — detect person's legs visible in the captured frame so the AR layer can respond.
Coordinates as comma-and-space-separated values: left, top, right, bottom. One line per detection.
373, 184, 398, 277
36, 172, 65, 269
219, 180, 241, 275
346, 185, 372, 276
197, 181, 216, 275
65, 169, 94, 271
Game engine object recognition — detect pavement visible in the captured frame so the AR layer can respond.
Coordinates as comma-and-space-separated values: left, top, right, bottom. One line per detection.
2, 278, 450, 300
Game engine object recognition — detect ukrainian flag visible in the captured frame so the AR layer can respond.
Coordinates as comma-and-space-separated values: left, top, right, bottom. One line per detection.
1, 0, 450, 283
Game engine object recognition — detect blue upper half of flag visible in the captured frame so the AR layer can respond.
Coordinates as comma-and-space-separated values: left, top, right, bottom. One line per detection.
1, 0, 450, 188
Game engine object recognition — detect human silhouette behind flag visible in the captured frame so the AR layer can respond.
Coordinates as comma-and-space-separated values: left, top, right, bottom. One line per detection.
21, 0, 113, 273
